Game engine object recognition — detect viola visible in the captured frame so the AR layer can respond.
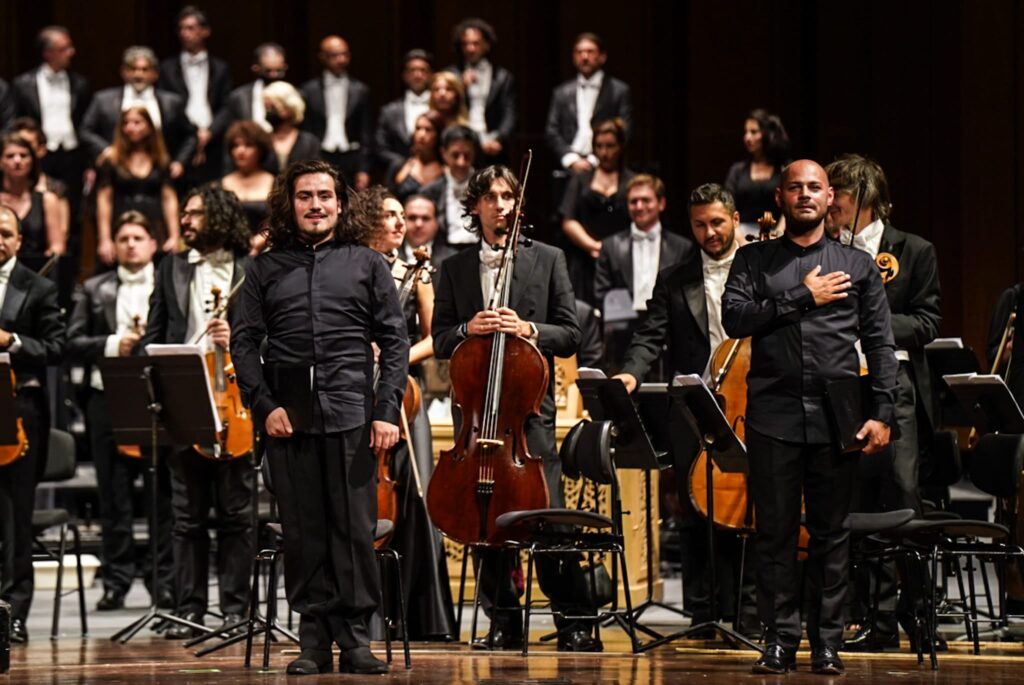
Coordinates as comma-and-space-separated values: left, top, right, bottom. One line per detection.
0, 368, 29, 467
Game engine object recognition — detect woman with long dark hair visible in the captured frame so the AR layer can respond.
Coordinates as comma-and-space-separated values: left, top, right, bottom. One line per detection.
220, 120, 276, 254
386, 110, 444, 202
724, 108, 790, 237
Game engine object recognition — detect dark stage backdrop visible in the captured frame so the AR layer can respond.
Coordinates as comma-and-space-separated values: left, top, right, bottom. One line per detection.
0, 0, 1020, 357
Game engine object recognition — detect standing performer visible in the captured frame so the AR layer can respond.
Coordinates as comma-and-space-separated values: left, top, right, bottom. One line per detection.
138, 184, 254, 638
0, 205, 65, 644
231, 161, 408, 674
722, 160, 898, 675
431, 166, 599, 651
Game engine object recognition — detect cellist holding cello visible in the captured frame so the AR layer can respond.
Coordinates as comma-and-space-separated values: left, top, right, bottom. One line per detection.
430, 165, 599, 652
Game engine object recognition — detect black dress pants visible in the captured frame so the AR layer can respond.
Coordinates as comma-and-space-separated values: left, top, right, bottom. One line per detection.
267, 425, 379, 651
746, 427, 857, 650
168, 449, 254, 615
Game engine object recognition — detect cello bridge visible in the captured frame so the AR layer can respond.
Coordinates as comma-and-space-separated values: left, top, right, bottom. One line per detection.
476, 438, 503, 448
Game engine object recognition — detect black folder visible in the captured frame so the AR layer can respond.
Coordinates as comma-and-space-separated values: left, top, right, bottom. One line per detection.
825, 375, 873, 453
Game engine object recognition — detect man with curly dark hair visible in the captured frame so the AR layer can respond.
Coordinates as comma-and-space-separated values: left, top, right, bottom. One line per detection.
232, 160, 408, 675
139, 182, 254, 640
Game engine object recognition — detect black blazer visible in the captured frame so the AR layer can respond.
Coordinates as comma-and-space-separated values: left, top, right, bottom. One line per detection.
544, 74, 633, 161
11, 66, 92, 133
264, 130, 322, 175
593, 227, 694, 306
140, 251, 249, 348
878, 223, 942, 428
445, 63, 517, 150
374, 97, 409, 171
0, 260, 64, 386
210, 81, 261, 140
300, 75, 373, 172
80, 86, 197, 166
65, 269, 155, 367
420, 175, 464, 245
157, 53, 233, 128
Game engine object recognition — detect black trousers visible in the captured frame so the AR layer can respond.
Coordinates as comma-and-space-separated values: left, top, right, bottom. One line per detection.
86, 391, 173, 596
168, 449, 254, 615
747, 427, 857, 650
0, 388, 48, 621
267, 425, 379, 652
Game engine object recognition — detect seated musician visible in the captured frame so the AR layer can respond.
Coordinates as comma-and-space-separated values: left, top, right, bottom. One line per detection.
612, 183, 757, 635
66, 210, 173, 612
0, 204, 65, 644
138, 184, 254, 639
431, 165, 602, 652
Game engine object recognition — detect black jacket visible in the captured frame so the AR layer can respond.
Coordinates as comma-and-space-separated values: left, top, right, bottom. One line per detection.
0, 260, 64, 387
80, 86, 197, 166
11, 66, 92, 133
300, 75, 373, 173
593, 226, 694, 306
445, 62, 517, 159
544, 74, 632, 161
374, 96, 410, 170
157, 53, 233, 128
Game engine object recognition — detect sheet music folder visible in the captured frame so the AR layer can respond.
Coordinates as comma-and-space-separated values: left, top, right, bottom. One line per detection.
825, 375, 874, 453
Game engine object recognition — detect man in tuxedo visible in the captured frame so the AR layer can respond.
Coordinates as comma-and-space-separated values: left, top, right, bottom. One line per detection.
374, 49, 433, 173
211, 43, 288, 140
421, 124, 478, 249
824, 154, 943, 653
545, 33, 633, 174
446, 18, 516, 166
0, 206, 65, 643
139, 185, 254, 638
402, 194, 456, 272
158, 5, 232, 182
432, 166, 602, 652
11, 26, 92, 226
300, 35, 372, 189
65, 211, 173, 611
80, 46, 196, 180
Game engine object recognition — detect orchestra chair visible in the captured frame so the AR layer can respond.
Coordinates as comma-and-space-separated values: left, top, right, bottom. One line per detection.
31, 428, 88, 639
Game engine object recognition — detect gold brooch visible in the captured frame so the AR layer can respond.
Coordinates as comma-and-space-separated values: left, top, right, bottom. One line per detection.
876, 252, 899, 284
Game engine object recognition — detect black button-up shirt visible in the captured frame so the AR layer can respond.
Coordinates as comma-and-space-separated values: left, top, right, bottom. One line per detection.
722, 233, 897, 444
231, 239, 409, 434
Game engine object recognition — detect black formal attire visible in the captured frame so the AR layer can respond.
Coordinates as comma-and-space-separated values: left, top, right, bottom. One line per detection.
374, 93, 429, 172
559, 168, 635, 305
722, 232, 898, 651
97, 161, 173, 244
210, 81, 260, 143
264, 131, 322, 175
80, 87, 197, 169
300, 75, 372, 181
544, 73, 633, 166
139, 251, 254, 618
432, 240, 586, 636
445, 62, 516, 166
0, 259, 65, 622
232, 239, 408, 653
724, 160, 783, 227
65, 269, 173, 598
575, 299, 604, 369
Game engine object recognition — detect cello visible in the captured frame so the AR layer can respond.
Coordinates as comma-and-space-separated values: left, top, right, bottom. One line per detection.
426, 152, 551, 545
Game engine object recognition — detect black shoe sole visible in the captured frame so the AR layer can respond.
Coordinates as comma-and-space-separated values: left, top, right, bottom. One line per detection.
286, 662, 333, 675
752, 663, 794, 674
812, 664, 845, 675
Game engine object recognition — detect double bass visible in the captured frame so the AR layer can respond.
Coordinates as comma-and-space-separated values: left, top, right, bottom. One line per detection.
426, 151, 550, 545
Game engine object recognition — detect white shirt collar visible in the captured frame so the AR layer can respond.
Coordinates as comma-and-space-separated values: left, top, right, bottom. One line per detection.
0, 256, 16, 284
123, 84, 156, 100
182, 50, 208, 66
187, 248, 234, 266
630, 221, 661, 242
324, 70, 348, 85
117, 262, 154, 285
841, 218, 884, 255
700, 242, 738, 270
577, 69, 604, 89
445, 167, 471, 192
40, 64, 67, 80
406, 89, 430, 105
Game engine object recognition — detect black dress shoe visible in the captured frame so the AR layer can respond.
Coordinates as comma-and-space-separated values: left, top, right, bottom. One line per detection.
164, 611, 206, 639
10, 618, 28, 644
843, 624, 900, 652
96, 588, 127, 611
471, 627, 524, 650
752, 644, 797, 674
557, 628, 604, 652
286, 649, 333, 675
155, 588, 176, 610
218, 612, 247, 637
811, 646, 845, 675
339, 646, 388, 675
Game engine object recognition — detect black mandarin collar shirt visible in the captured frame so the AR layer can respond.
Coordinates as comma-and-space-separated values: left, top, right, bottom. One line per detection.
231, 239, 409, 434
722, 232, 897, 444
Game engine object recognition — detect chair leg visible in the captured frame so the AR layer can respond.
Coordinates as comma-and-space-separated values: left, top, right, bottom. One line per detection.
469, 548, 483, 647
618, 546, 640, 653
456, 547, 469, 637
734, 535, 748, 633
263, 551, 280, 670
71, 526, 87, 637
51, 523, 68, 640
929, 547, 939, 670
377, 552, 392, 665
521, 548, 535, 657
965, 554, 980, 655
588, 552, 601, 645
387, 549, 411, 669
243, 553, 263, 668
952, 555, 972, 644
978, 558, 996, 631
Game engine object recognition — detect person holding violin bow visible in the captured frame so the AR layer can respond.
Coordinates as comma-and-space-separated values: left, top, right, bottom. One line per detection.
139, 183, 254, 639
431, 165, 601, 652
231, 160, 408, 675
66, 210, 174, 613
0, 204, 65, 644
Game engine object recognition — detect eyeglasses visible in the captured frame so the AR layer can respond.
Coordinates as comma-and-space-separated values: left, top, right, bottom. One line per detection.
180, 209, 205, 220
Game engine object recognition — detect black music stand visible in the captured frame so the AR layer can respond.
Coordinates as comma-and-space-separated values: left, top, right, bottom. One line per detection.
928, 346, 982, 427
944, 374, 1024, 436
639, 376, 761, 652
575, 379, 679, 639
102, 353, 220, 644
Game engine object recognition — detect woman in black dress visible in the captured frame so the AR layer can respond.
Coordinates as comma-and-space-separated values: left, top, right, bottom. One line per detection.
724, 108, 790, 239
219, 120, 275, 255
386, 110, 444, 203
95, 106, 179, 265
261, 81, 321, 175
559, 118, 634, 305
0, 132, 65, 268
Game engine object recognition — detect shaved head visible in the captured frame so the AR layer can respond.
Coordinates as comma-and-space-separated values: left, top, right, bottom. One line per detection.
776, 159, 834, 236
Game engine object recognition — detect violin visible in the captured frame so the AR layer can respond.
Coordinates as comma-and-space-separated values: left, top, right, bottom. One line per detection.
118, 314, 145, 459
193, 286, 253, 460
426, 151, 551, 546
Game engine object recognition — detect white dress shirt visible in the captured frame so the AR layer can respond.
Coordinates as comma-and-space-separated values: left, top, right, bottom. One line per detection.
465, 59, 493, 140
562, 70, 604, 169
321, 71, 351, 153
0, 258, 21, 354
477, 243, 538, 343
185, 249, 235, 351
181, 51, 212, 130
701, 245, 737, 358
630, 221, 661, 311
403, 89, 430, 140
251, 80, 268, 131
94, 263, 155, 389
444, 170, 477, 245
37, 65, 78, 150
122, 84, 162, 129
845, 218, 909, 363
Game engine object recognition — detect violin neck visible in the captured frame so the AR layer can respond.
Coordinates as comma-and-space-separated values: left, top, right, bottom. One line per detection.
213, 347, 227, 392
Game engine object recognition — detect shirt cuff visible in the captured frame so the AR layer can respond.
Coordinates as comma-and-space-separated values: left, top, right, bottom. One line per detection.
775, 283, 815, 317
585, 153, 598, 167
561, 152, 583, 169
7, 333, 22, 354
104, 335, 121, 358
526, 322, 539, 345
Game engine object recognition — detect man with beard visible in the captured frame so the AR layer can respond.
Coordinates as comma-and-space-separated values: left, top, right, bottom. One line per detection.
139, 184, 254, 639
722, 160, 898, 675
231, 160, 408, 675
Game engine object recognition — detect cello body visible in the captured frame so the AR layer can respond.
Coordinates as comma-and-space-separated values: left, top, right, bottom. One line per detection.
0, 370, 29, 467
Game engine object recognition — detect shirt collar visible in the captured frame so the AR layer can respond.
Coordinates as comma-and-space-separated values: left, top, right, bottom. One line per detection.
406, 89, 430, 105
40, 64, 67, 81
782, 230, 828, 255
187, 248, 234, 266
841, 218, 884, 253
124, 84, 155, 100
701, 243, 737, 271
324, 70, 348, 85
445, 167, 472, 192
577, 69, 604, 89
0, 256, 16, 284
182, 50, 208, 67
630, 221, 661, 242
117, 262, 154, 285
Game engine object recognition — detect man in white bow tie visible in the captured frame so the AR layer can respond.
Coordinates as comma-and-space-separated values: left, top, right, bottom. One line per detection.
374, 49, 434, 173
139, 185, 255, 640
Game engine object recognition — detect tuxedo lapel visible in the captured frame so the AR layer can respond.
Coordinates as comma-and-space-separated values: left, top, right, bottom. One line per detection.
616, 234, 633, 293
682, 273, 709, 341
459, 249, 485, 314
26, 69, 42, 118
98, 274, 119, 332
509, 243, 538, 311
593, 78, 613, 122
172, 255, 193, 321
0, 265, 29, 329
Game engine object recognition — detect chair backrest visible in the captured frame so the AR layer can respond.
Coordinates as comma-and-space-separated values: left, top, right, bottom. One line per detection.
558, 420, 587, 481
574, 420, 615, 486
920, 429, 963, 488
971, 433, 1024, 498
41, 428, 76, 483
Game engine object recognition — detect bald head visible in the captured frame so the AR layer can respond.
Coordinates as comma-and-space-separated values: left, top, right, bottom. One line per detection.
776, 159, 833, 236
0, 206, 23, 266
319, 35, 350, 76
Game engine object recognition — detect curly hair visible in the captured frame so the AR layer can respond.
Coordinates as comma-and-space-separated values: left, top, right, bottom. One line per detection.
265, 160, 366, 250
183, 183, 251, 254
452, 17, 496, 60
353, 185, 398, 250
461, 165, 520, 234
